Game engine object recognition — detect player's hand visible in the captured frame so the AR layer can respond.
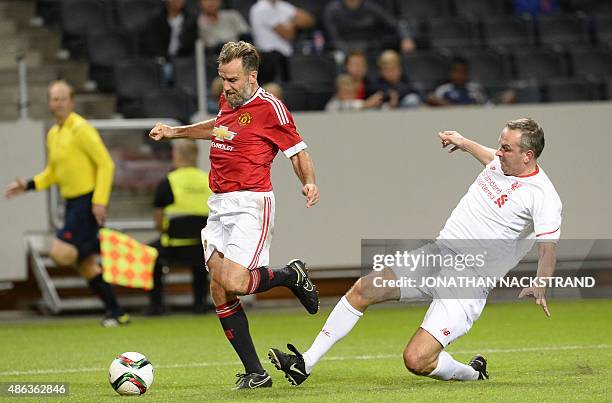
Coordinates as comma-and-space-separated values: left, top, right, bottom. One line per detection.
92, 203, 107, 226
149, 122, 175, 141
518, 286, 550, 317
438, 131, 467, 153
4, 178, 26, 199
302, 183, 319, 208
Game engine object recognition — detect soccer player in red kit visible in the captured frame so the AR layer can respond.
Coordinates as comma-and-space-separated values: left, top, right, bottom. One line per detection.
149, 41, 320, 389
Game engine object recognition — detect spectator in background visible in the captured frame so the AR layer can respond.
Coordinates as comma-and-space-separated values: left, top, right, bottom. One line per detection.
250, 0, 315, 83
427, 57, 488, 106
4, 80, 129, 328
325, 74, 383, 111
207, 76, 224, 114
144, 0, 198, 82
513, 0, 560, 16
263, 82, 284, 100
198, 0, 251, 55
323, 0, 415, 57
147, 139, 213, 315
369, 50, 421, 109
344, 50, 371, 100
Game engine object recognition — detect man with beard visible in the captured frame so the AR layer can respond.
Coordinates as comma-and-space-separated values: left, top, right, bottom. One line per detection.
148, 41, 320, 390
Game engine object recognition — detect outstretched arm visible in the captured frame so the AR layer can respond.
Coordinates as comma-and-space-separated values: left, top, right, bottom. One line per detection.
438, 131, 497, 166
149, 118, 216, 141
290, 150, 319, 208
518, 242, 557, 317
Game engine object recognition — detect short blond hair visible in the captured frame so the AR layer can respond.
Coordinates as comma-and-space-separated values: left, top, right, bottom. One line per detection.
48, 79, 74, 99
377, 50, 401, 68
218, 41, 260, 73
335, 74, 355, 90
173, 139, 199, 165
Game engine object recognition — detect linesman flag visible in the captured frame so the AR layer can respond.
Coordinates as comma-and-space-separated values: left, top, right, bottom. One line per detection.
99, 228, 158, 290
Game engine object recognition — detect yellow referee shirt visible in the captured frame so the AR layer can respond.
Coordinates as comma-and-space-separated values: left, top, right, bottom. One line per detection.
34, 112, 114, 206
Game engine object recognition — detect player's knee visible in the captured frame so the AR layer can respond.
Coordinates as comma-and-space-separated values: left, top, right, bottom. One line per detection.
403, 349, 431, 376
49, 245, 77, 267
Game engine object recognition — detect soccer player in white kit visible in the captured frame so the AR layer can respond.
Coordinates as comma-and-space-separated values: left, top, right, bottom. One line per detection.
269, 118, 562, 385
149, 41, 320, 389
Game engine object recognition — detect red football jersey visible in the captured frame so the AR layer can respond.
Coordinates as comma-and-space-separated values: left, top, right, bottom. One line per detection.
209, 87, 306, 193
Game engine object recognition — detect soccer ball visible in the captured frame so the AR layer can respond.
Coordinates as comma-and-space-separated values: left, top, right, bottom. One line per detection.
108, 352, 154, 395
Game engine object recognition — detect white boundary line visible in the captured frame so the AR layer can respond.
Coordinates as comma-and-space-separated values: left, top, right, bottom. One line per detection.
0, 344, 609, 377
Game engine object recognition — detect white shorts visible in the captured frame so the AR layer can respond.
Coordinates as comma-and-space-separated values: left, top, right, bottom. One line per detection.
420, 297, 486, 347
390, 242, 488, 347
201, 191, 275, 270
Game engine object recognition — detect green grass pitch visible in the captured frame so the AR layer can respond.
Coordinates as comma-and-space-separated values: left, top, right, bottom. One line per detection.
0, 299, 610, 402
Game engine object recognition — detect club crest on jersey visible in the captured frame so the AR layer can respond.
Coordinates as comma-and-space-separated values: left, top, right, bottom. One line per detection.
238, 112, 252, 127
212, 125, 237, 141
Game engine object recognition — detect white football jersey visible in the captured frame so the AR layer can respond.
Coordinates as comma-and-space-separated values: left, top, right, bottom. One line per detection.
439, 157, 562, 242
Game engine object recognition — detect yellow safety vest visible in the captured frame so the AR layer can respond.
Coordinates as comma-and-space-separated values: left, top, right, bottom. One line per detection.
161, 167, 212, 247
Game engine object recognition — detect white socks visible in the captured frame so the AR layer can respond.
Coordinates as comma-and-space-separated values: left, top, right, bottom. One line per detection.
428, 351, 479, 381
302, 296, 363, 374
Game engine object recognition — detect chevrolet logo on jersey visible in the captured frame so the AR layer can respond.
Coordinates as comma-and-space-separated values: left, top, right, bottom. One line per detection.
213, 125, 237, 141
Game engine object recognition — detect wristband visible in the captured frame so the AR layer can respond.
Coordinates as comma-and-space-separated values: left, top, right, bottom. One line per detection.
25, 179, 35, 191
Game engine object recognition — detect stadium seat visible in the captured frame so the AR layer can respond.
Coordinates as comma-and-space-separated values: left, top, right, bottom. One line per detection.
402, 51, 451, 91
368, 0, 397, 15
142, 88, 195, 123
396, 0, 451, 20
88, 30, 136, 69
606, 78, 612, 100
281, 83, 310, 111
545, 78, 600, 102
60, 0, 113, 57
452, 0, 503, 18
289, 54, 337, 86
60, 0, 112, 37
481, 16, 535, 49
569, 46, 612, 79
426, 17, 477, 49
537, 15, 590, 46
512, 47, 568, 81
87, 30, 137, 92
115, 0, 161, 34
114, 59, 162, 101
307, 86, 334, 111
507, 80, 542, 103
594, 16, 612, 45
459, 49, 511, 86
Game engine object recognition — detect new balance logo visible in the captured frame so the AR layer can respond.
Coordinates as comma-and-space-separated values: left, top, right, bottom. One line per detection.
495, 194, 508, 208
